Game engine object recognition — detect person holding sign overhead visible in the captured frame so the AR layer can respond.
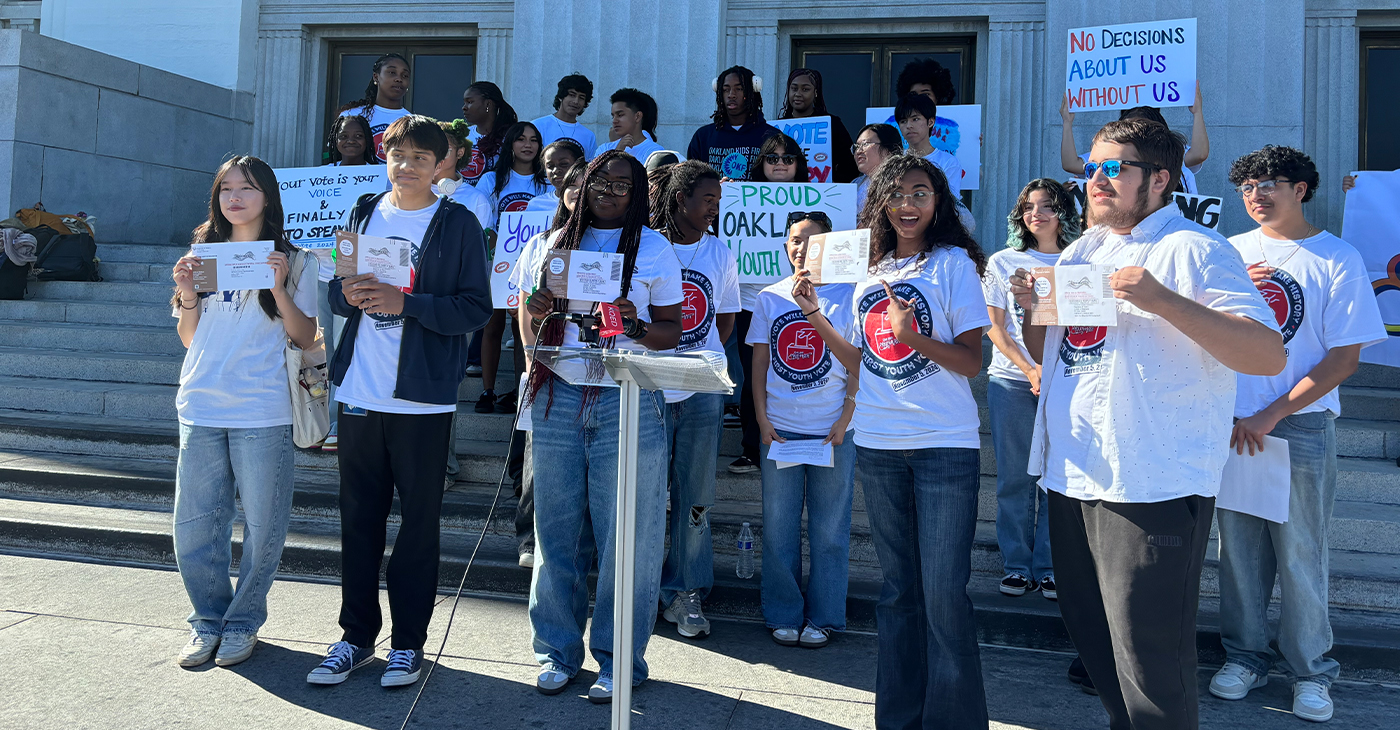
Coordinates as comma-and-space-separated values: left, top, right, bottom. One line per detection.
516, 150, 683, 703
1009, 119, 1283, 730
169, 156, 319, 669
798, 154, 992, 728
1060, 83, 1211, 194
777, 68, 857, 183
1210, 146, 1386, 723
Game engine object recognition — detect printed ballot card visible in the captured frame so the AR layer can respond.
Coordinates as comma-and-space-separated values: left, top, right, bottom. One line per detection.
189, 241, 275, 293
805, 230, 870, 284
542, 249, 625, 302
768, 439, 834, 469
334, 231, 412, 289
1029, 265, 1117, 327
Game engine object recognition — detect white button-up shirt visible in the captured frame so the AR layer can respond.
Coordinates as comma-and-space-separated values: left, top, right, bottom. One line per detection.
1029, 205, 1279, 503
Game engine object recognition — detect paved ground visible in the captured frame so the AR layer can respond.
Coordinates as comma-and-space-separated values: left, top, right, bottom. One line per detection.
0, 555, 1395, 729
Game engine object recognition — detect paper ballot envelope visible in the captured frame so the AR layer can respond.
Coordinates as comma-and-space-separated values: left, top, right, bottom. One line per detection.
542, 249, 625, 302
804, 230, 870, 285
189, 241, 274, 293
335, 231, 412, 288
1028, 265, 1117, 327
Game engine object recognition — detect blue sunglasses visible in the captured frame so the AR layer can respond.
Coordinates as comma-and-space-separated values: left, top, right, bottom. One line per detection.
1083, 159, 1161, 180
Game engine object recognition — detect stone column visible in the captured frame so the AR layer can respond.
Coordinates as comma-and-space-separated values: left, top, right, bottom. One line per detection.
725, 24, 779, 118
981, 20, 1045, 246
1304, 12, 1358, 235
252, 28, 308, 167
476, 26, 513, 92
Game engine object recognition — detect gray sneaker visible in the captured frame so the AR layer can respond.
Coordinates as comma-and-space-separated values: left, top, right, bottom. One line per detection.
662, 591, 711, 638
536, 664, 571, 695
177, 633, 220, 667
214, 633, 258, 666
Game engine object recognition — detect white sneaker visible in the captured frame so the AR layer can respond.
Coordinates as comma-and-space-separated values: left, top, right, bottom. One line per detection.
214, 633, 258, 666
588, 674, 613, 704
177, 633, 220, 667
1293, 680, 1333, 722
771, 628, 799, 646
1209, 662, 1267, 700
536, 664, 571, 695
798, 625, 830, 648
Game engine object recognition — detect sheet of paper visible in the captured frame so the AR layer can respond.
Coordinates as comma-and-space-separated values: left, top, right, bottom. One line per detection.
189, 241, 275, 293
1029, 264, 1116, 327
543, 249, 625, 302
514, 373, 533, 432
1217, 435, 1291, 524
805, 230, 869, 284
336, 231, 412, 288
767, 438, 834, 469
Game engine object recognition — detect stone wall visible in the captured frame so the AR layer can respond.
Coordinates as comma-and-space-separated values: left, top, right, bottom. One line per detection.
0, 30, 253, 245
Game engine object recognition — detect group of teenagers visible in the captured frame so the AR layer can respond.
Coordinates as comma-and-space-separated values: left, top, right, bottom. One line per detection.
164, 54, 1386, 730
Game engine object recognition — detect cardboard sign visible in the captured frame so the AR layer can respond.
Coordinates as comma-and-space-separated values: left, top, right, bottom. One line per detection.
1028, 265, 1117, 327
334, 231, 412, 289
1067, 179, 1223, 230
492, 211, 553, 309
1065, 18, 1197, 113
188, 241, 275, 293
805, 229, 870, 285
864, 105, 982, 190
774, 116, 835, 183
542, 249, 625, 302
274, 166, 388, 249
719, 182, 857, 285
1341, 170, 1400, 368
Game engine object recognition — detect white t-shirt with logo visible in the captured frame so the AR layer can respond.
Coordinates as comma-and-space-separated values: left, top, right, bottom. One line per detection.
336, 197, 455, 415
594, 131, 664, 163
747, 279, 856, 436
340, 105, 411, 163
846, 248, 991, 450
526, 189, 561, 214
175, 252, 319, 428
474, 170, 548, 222
434, 178, 495, 232
531, 114, 598, 160
460, 125, 494, 185
983, 247, 1061, 382
924, 149, 964, 197
662, 234, 741, 402
1229, 229, 1387, 418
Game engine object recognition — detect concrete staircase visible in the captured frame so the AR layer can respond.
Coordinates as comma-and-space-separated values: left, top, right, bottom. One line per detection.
1, 243, 1398, 677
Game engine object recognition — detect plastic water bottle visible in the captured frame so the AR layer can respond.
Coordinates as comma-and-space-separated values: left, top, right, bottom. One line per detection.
736, 522, 755, 579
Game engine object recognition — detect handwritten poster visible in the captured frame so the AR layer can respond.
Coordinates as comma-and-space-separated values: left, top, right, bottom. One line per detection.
774, 116, 835, 184
1066, 179, 1222, 230
275, 166, 388, 249
864, 105, 982, 190
1065, 18, 1197, 113
493, 211, 553, 309
1341, 170, 1400, 368
719, 182, 857, 285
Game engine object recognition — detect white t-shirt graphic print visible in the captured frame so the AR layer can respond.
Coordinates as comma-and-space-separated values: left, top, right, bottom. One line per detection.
340, 105, 411, 163
474, 170, 548, 221
747, 280, 856, 436
983, 247, 1060, 382
663, 234, 741, 402
1228, 229, 1386, 418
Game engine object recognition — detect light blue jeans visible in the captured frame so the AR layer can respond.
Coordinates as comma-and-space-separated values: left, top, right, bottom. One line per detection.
759, 429, 855, 631
988, 376, 1052, 581
528, 380, 669, 683
660, 392, 724, 606
1218, 410, 1341, 686
173, 424, 295, 637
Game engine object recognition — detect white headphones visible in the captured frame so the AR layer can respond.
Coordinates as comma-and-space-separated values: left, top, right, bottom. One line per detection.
714, 75, 762, 93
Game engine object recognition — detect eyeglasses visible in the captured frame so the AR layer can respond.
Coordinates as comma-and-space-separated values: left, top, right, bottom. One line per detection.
851, 140, 878, 154
887, 191, 936, 209
1083, 160, 1161, 180
586, 179, 633, 197
763, 154, 799, 166
1235, 179, 1298, 196
786, 211, 833, 228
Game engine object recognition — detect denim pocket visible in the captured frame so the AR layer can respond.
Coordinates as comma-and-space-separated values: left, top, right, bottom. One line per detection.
1283, 411, 1330, 432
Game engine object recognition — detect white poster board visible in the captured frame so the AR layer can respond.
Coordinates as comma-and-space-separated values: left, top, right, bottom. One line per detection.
274, 166, 389, 249
864, 105, 981, 190
1064, 18, 1197, 113
1341, 170, 1400, 368
774, 116, 835, 183
492, 211, 553, 309
1066, 179, 1222, 230
719, 182, 857, 285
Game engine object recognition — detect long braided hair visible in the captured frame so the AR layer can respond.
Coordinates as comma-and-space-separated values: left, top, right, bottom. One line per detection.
336, 53, 408, 114
466, 81, 519, 168
324, 114, 377, 165
649, 160, 721, 236
779, 68, 829, 118
710, 66, 765, 128
526, 150, 651, 412
860, 154, 985, 276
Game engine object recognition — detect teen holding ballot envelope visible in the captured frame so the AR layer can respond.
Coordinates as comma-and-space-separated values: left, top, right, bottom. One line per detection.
169, 156, 318, 669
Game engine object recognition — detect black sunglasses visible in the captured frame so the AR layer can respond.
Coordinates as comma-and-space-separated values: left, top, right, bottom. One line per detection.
763, 154, 800, 166
786, 211, 832, 228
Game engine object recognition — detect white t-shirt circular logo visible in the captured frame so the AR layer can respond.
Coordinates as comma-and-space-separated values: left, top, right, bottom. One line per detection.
1033, 277, 1051, 297
548, 257, 566, 275
338, 239, 354, 257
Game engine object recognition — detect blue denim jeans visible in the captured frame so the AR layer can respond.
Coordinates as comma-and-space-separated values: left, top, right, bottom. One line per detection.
1218, 410, 1341, 685
528, 380, 669, 683
660, 392, 724, 605
857, 445, 988, 729
988, 376, 1051, 581
173, 423, 295, 637
760, 429, 855, 631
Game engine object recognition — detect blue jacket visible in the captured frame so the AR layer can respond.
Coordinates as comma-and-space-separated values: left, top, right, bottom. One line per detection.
686, 116, 780, 181
329, 192, 492, 406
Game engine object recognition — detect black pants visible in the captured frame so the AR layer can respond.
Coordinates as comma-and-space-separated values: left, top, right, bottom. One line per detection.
735, 309, 759, 461
510, 429, 533, 553
1050, 490, 1214, 730
337, 407, 454, 650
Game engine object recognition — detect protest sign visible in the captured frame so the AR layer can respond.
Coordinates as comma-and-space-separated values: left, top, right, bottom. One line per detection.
1064, 18, 1197, 113
720, 182, 857, 285
275, 166, 388, 249
1066, 179, 1222, 230
1341, 170, 1400, 368
865, 105, 981, 190
774, 116, 835, 183
493, 211, 553, 309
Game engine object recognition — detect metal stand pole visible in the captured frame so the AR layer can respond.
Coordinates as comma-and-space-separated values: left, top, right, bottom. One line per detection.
611, 372, 640, 730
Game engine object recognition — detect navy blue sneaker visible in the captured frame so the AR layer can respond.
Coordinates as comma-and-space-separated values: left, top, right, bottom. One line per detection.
381, 648, 423, 687
306, 641, 374, 685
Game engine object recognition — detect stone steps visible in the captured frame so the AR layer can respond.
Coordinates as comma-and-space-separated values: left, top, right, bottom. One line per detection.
0, 320, 184, 356
0, 298, 172, 327
0, 347, 181, 386
97, 243, 187, 265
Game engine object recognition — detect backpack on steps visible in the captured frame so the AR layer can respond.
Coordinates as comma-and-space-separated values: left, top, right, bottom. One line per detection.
29, 225, 100, 282
0, 258, 28, 299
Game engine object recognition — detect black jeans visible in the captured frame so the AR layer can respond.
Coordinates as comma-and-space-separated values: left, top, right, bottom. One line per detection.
735, 309, 759, 461
337, 407, 454, 650
510, 429, 533, 553
1050, 491, 1214, 730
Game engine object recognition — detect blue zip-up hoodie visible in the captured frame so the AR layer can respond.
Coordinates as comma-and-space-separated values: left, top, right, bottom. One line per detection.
329, 192, 492, 406
686, 115, 780, 181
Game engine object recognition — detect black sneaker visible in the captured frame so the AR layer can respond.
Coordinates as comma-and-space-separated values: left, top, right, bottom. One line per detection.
474, 390, 496, 414
494, 390, 517, 414
1040, 576, 1057, 601
1068, 656, 1098, 696
727, 456, 758, 474
380, 648, 422, 687
999, 573, 1033, 596
722, 405, 741, 429
306, 641, 375, 685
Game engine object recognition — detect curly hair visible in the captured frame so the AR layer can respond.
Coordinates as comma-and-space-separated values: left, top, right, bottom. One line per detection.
1006, 179, 1081, 252
711, 66, 765, 128
749, 133, 809, 183
649, 159, 722, 235
894, 58, 956, 105
1228, 145, 1320, 203
325, 114, 377, 166
552, 73, 594, 110
859, 155, 985, 275
437, 118, 473, 151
